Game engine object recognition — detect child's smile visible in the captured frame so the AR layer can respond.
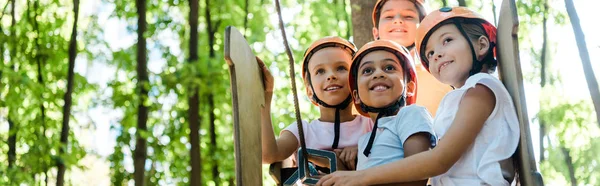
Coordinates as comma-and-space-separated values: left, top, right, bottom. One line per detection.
369, 81, 391, 92
388, 27, 408, 36
355, 50, 406, 108
324, 83, 343, 92
437, 59, 454, 75
374, 0, 419, 47
424, 24, 474, 88
307, 47, 353, 106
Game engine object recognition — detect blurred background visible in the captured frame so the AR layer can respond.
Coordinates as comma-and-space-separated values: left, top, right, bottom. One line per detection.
0, 0, 598, 185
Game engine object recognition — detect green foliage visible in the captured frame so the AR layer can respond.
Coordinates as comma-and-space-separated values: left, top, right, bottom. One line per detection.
0, 0, 94, 184
1, 0, 598, 185
537, 91, 600, 185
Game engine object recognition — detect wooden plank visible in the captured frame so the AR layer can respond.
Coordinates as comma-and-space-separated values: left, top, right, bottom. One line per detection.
224, 26, 264, 186
496, 0, 544, 185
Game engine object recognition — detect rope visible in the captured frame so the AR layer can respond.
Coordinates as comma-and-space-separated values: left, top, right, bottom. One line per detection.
274, 0, 310, 176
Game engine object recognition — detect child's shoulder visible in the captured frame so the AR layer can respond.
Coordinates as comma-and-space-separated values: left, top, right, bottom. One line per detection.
398, 105, 430, 116
461, 73, 511, 100
396, 104, 433, 123
289, 119, 311, 126
463, 73, 502, 88
283, 120, 311, 131
354, 114, 372, 122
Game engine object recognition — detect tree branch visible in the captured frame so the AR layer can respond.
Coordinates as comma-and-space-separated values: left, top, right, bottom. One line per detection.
56, 0, 79, 185
244, 0, 249, 37
560, 146, 577, 186
0, 0, 10, 21
564, 0, 600, 127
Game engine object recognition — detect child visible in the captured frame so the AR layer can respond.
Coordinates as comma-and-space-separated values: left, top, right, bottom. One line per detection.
259, 36, 373, 171
351, 39, 437, 185
317, 7, 520, 186
372, 0, 452, 116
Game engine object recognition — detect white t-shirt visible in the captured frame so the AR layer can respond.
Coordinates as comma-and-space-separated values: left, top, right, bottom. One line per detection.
356, 105, 437, 170
282, 115, 374, 160
431, 73, 520, 186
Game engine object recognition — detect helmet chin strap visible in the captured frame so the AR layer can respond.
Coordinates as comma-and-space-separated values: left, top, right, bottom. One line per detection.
361, 88, 406, 157
306, 74, 353, 149
453, 19, 482, 76
405, 43, 415, 51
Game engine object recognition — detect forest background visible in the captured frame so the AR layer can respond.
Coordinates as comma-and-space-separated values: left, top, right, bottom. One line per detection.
0, 0, 599, 185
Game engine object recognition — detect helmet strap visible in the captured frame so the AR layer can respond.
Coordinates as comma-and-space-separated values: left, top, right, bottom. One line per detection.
307, 73, 353, 149
361, 88, 406, 157
452, 19, 483, 76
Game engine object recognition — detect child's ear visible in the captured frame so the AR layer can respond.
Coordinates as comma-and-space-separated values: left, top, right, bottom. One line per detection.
406, 81, 416, 96
352, 89, 361, 104
406, 80, 417, 103
372, 27, 380, 40
476, 35, 490, 61
305, 81, 314, 100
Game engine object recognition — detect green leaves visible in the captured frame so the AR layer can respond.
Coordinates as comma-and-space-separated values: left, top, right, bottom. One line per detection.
1, 0, 93, 184
537, 87, 600, 185
3, 0, 597, 185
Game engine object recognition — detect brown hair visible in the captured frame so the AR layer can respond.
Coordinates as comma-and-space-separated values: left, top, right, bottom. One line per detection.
438, 19, 497, 72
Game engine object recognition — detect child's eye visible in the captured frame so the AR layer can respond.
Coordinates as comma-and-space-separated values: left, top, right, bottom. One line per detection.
443, 38, 453, 45
337, 66, 348, 72
361, 67, 373, 75
385, 16, 394, 20
384, 65, 396, 71
404, 15, 414, 20
426, 51, 434, 60
315, 69, 325, 75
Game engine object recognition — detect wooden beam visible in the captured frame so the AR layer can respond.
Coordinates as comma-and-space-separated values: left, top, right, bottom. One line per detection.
224, 26, 264, 186
496, 0, 544, 185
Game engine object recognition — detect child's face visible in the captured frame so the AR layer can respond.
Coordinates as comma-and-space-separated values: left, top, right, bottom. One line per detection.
306, 47, 353, 106
423, 24, 473, 88
354, 50, 406, 109
373, 0, 420, 47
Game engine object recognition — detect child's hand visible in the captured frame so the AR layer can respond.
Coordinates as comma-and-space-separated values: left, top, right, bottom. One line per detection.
256, 57, 274, 101
334, 146, 358, 170
316, 171, 365, 186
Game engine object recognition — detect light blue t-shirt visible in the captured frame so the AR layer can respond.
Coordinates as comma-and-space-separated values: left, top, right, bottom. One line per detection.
356, 105, 437, 170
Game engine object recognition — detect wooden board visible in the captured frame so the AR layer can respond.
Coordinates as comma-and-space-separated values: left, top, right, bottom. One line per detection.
224, 26, 264, 186
496, 0, 544, 185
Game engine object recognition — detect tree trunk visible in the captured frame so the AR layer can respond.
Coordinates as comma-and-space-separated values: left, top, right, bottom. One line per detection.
243, 0, 249, 37
134, 0, 149, 185
8, 119, 16, 168
34, 0, 45, 128
32, 0, 46, 145
458, 0, 466, 7
228, 177, 234, 186
564, 0, 600, 127
32, 1, 51, 183
560, 147, 577, 186
539, 0, 548, 163
350, 0, 376, 48
188, 0, 201, 185
56, 0, 79, 185
7, 0, 17, 171
0, 2, 5, 80
206, 0, 219, 58
209, 94, 218, 184
206, 0, 220, 182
